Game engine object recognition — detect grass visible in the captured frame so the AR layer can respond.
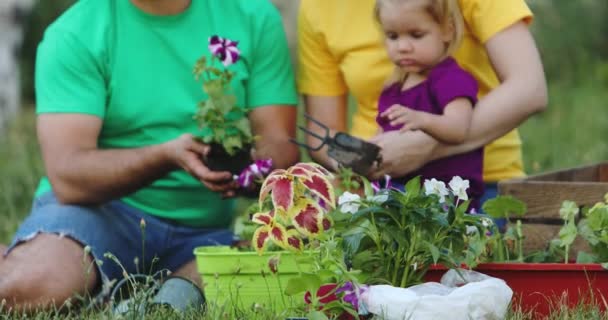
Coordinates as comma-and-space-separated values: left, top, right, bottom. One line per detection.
1, 76, 608, 319
520, 79, 608, 174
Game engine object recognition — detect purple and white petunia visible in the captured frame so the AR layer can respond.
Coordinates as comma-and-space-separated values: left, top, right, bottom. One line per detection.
336, 281, 369, 311
208, 35, 241, 67
236, 159, 273, 188
371, 174, 394, 193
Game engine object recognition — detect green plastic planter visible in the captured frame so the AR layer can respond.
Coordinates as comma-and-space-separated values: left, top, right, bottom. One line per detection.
194, 246, 314, 309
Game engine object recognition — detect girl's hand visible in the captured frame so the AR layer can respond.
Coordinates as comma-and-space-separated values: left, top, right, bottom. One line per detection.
381, 104, 428, 131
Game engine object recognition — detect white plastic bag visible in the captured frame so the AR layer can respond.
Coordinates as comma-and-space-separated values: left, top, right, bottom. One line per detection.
360, 269, 512, 320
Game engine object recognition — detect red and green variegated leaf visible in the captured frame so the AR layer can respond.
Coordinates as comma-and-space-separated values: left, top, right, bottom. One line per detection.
274, 208, 290, 224
259, 170, 286, 206
251, 211, 274, 226
252, 226, 271, 255
291, 199, 324, 237
294, 162, 334, 179
269, 222, 288, 248
322, 217, 332, 231
272, 177, 295, 212
302, 173, 336, 208
287, 165, 315, 181
284, 229, 304, 252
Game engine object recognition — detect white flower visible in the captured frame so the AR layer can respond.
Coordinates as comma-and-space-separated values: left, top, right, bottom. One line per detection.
423, 178, 449, 203
448, 176, 470, 201
338, 192, 361, 214
481, 217, 493, 228
466, 225, 478, 235
367, 191, 389, 204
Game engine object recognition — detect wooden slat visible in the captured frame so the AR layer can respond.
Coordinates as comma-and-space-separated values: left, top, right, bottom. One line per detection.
525, 162, 606, 182
599, 164, 608, 182
498, 181, 608, 219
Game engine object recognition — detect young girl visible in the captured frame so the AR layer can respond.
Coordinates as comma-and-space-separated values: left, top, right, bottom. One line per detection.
374, 0, 484, 209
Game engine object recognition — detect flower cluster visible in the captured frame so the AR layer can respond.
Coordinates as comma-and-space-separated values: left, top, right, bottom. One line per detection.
423, 176, 470, 203
235, 159, 273, 188
333, 175, 490, 288
251, 162, 336, 254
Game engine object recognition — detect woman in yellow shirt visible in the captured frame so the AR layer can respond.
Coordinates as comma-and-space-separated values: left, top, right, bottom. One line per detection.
297, 0, 547, 206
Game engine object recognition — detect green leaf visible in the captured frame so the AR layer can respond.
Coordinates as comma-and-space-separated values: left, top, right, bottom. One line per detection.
559, 200, 580, 221
222, 136, 243, 155
404, 176, 421, 198
233, 118, 252, 136
307, 311, 330, 320
284, 273, 321, 296
558, 223, 578, 247
575, 251, 597, 263
482, 195, 527, 219
427, 242, 440, 264
601, 263, 608, 270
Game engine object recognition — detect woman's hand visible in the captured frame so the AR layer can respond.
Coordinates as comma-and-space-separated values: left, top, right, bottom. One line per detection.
368, 130, 439, 180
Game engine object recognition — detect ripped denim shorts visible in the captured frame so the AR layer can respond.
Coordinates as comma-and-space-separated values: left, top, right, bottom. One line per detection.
6, 192, 234, 292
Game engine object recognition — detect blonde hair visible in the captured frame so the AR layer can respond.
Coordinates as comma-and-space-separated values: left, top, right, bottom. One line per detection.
375, 0, 465, 83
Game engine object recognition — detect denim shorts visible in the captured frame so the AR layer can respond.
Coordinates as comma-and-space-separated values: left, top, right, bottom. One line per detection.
6, 192, 234, 292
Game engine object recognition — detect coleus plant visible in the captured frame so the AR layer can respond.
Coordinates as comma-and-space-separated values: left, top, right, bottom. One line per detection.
251, 162, 337, 254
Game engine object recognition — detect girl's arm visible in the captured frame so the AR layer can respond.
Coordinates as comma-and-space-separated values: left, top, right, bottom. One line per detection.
381, 98, 473, 144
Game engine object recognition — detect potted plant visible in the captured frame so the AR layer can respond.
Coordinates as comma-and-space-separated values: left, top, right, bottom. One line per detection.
194, 162, 339, 311
423, 194, 608, 317
192, 35, 254, 174
332, 175, 489, 288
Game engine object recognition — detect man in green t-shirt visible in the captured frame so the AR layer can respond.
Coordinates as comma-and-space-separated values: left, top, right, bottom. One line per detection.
0, 0, 299, 310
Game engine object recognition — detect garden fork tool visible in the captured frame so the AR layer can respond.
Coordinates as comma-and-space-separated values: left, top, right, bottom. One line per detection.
290, 113, 382, 175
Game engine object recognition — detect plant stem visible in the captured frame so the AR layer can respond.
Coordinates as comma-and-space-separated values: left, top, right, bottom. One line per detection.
400, 226, 418, 287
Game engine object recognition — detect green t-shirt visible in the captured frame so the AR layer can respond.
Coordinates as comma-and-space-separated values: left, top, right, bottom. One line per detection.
34, 0, 298, 227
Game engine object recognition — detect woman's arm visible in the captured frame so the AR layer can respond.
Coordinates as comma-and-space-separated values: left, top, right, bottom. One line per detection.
303, 94, 349, 171
370, 22, 547, 179
434, 22, 548, 158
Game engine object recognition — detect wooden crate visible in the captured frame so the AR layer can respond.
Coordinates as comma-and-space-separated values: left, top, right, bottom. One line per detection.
498, 162, 608, 253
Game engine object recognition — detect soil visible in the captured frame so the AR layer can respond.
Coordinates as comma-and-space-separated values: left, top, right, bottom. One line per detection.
204, 143, 252, 175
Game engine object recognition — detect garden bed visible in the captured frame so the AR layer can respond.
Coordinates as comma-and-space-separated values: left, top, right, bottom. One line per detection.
425, 263, 608, 317
499, 162, 608, 254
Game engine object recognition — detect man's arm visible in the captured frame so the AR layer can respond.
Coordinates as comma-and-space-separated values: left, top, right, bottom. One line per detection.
249, 105, 299, 169
370, 22, 547, 179
303, 94, 349, 171
38, 114, 233, 205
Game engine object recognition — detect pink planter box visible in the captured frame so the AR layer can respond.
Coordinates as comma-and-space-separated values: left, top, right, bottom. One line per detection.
425, 263, 608, 317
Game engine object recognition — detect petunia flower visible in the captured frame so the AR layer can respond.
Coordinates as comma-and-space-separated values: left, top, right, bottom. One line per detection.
448, 176, 470, 201
236, 159, 273, 188
371, 174, 393, 193
423, 178, 449, 203
208, 35, 240, 66
335, 281, 369, 311
338, 192, 361, 214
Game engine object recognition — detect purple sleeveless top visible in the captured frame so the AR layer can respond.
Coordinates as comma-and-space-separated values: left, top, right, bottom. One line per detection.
377, 57, 484, 210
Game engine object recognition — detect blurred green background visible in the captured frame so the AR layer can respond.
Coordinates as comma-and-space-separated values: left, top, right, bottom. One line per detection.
1, 0, 607, 243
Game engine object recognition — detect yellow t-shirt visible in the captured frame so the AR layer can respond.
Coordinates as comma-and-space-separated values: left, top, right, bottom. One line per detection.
297, 0, 533, 182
